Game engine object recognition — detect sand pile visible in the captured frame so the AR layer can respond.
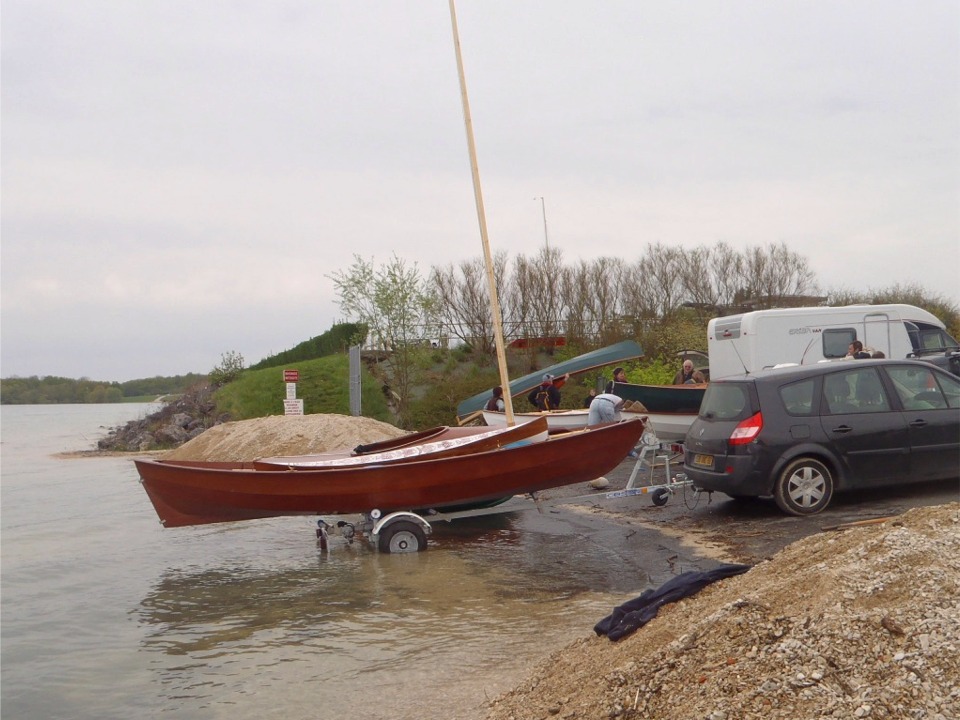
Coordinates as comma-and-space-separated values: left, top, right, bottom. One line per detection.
161, 414, 408, 461
486, 503, 959, 720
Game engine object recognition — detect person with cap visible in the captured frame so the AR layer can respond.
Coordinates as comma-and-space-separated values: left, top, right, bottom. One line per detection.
527, 372, 569, 411
605, 367, 627, 394
484, 386, 505, 412
673, 359, 705, 385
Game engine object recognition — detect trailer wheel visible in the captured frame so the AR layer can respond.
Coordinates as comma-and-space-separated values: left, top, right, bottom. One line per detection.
377, 520, 427, 553
651, 488, 670, 506
774, 458, 834, 515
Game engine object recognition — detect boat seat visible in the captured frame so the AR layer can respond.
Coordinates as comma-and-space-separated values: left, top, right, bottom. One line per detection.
625, 429, 671, 490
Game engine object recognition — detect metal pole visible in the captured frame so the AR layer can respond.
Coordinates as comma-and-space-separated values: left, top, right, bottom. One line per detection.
535, 196, 549, 249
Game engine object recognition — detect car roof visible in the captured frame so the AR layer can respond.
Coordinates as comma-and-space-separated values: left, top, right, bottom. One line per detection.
713, 358, 946, 383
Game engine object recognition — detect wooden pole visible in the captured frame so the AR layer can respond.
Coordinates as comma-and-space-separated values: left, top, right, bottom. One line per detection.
448, 0, 515, 424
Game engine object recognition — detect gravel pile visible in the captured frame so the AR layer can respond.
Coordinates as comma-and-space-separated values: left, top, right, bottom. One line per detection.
486, 503, 959, 720
160, 414, 408, 461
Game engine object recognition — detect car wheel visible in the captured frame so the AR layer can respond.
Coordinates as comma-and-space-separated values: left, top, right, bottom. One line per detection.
774, 458, 834, 515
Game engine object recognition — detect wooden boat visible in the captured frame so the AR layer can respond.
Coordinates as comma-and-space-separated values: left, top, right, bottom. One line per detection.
311, 424, 499, 462
481, 406, 676, 444
254, 418, 547, 469
611, 381, 705, 442
481, 408, 590, 431
134, 418, 647, 528
456, 340, 644, 419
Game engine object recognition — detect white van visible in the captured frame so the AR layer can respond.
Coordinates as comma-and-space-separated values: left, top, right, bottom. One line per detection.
708, 304, 959, 380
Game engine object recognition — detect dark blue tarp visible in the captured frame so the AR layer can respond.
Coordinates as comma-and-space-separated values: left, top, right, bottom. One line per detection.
594, 563, 752, 641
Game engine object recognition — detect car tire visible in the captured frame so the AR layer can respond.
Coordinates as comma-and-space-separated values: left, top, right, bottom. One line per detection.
774, 458, 834, 516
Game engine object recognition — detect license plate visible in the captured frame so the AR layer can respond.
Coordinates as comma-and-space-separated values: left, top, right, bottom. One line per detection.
693, 454, 714, 469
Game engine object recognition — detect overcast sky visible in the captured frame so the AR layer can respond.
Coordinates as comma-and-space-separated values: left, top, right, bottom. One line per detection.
2, 1, 958, 382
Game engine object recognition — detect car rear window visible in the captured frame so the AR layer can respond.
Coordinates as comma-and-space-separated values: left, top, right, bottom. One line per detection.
779, 378, 815, 416
699, 383, 752, 421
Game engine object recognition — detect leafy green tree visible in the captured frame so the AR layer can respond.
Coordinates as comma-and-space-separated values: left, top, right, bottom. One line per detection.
209, 351, 246, 387
329, 254, 438, 427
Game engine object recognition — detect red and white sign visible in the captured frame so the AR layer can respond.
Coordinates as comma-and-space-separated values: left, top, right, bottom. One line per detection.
283, 369, 299, 383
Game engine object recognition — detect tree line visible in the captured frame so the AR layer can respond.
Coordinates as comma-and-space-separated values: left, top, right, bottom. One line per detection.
0, 373, 207, 405
330, 241, 958, 426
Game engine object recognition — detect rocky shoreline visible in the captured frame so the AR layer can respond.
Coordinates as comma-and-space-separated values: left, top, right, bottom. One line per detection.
96, 385, 228, 452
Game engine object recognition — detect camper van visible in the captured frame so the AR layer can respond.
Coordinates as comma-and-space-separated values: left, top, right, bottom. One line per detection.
708, 304, 960, 380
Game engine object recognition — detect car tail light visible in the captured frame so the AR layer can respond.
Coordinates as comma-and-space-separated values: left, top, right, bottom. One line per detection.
729, 412, 762, 446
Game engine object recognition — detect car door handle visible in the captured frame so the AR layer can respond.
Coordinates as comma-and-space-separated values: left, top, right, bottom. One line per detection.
831, 425, 853, 434
909, 419, 928, 428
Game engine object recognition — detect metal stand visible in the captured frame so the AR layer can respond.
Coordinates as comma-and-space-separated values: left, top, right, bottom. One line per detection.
625, 429, 673, 490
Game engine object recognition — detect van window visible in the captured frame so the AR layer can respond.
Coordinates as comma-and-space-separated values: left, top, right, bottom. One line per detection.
918, 328, 959, 351
823, 368, 891, 414
779, 379, 815, 416
699, 383, 752, 421
823, 329, 856, 359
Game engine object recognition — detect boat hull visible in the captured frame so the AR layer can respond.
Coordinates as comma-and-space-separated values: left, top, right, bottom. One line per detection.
613, 381, 706, 413
134, 418, 647, 528
636, 411, 696, 442
481, 409, 590, 431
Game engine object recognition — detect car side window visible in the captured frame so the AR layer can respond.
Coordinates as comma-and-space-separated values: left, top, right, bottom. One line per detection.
886, 366, 952, 410
937, 373, 960, 409
779, 379, 815, 416
822, 368, 891, 414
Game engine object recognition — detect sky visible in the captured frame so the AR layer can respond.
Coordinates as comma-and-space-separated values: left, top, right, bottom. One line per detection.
2, 1, 958, 382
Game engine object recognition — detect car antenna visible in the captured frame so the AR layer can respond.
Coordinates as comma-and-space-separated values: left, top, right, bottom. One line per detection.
730, 336, 750, 375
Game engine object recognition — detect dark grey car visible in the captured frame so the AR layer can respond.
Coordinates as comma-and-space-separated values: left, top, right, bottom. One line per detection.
683, 360, 960, 515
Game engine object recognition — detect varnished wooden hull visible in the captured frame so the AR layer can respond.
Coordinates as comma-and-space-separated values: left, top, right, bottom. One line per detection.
134, 418, 646, 528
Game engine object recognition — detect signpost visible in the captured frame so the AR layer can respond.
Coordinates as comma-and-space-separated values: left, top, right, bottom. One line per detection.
282, 369, 303, 415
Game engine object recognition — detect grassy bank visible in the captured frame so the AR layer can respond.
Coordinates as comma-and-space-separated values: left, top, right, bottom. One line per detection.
214, 355, 394, 423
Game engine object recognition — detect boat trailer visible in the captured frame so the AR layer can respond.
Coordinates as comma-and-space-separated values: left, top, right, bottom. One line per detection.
317, 436, 692, 553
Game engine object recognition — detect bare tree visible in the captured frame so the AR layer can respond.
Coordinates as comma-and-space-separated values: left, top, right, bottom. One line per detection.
430, 256, 492, 354
678, 245, 719, 322
743, 241, 819, 304
638, 243, 685, 317
560, 259, 593, 345
709, 241, 745, 309
585, 257, 627, 344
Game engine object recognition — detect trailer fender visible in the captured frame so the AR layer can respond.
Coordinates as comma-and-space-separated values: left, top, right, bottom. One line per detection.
371, 511, 433, 538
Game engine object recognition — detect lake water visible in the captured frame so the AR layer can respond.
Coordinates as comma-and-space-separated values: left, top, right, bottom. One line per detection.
1, 404, 678, 719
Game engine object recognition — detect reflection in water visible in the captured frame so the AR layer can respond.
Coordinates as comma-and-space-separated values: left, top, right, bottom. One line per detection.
135, 510, 655, 719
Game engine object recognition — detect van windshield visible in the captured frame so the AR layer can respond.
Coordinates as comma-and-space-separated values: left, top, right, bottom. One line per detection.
699, 383, 753, 421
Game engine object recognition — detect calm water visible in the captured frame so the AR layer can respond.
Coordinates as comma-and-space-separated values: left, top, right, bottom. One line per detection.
1, 404, 664, 720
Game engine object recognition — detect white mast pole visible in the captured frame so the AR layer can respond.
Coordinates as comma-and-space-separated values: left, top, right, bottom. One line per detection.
448, 0, 515, 424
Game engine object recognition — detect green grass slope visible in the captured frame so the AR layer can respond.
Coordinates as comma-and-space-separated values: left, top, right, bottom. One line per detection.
214, 355, 394, 423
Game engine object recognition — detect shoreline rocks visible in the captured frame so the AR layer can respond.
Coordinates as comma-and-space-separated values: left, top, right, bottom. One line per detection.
97, 384, 228, 452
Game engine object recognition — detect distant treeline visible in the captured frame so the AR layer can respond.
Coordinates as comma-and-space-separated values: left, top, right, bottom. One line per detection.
0, 373, 207, 405
1, 323, 368, 405
248, 322, 367, 370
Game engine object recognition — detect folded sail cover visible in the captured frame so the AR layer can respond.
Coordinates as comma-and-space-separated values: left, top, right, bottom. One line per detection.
456, 340, 644, 419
